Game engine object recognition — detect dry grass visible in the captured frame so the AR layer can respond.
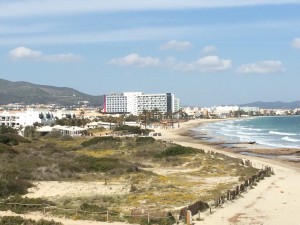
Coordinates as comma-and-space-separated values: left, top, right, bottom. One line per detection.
1, 136, 260, 216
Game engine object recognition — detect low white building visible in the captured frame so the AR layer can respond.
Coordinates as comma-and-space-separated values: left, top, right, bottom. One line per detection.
36, 125, 86, 136
0, 108, 55, 127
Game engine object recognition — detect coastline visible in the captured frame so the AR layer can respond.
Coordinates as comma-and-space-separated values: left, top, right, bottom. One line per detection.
179, 118, 300, 163
154, 119, 300, 225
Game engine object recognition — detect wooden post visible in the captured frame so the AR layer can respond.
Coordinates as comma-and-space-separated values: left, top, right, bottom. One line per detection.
186, 210, 192, 225
210, 207, 212, 214
198, 210, 201, 220
75, 209, 78, 217
147, 213, 150, 224
107, 210, 109, 222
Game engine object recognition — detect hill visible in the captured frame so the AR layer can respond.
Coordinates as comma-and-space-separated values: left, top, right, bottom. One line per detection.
239, 101, 300, 109
0, 79, 103, 106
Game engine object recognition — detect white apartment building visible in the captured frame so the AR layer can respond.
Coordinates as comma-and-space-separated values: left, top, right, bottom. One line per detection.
0, 108, 77, 127
212, 105, 240, 115
0, 108, 55, 127
104, 92, 180, 115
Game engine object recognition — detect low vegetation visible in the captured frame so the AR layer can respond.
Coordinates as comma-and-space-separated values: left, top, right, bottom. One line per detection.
156, 145, 202, 157
0, 126, 261, 224
0, 216, 62, 225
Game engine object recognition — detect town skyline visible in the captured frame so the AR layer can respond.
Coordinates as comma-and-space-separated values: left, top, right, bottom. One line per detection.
1, 1, 300, 106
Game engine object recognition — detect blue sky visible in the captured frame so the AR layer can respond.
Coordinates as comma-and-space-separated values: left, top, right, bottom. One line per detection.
1, 0, 300, 106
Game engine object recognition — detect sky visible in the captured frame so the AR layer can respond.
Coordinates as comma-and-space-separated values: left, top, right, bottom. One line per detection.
1, 0, 300, 106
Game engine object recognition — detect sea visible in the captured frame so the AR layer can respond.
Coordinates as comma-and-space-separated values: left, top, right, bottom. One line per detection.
193, 116, 300, 149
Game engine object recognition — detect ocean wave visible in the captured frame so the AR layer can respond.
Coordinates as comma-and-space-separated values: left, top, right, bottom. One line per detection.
237, 131, 264, 136
255, 140, 299, 148
282, 136, 300, 143
269, 131, 297, 136
241, 127, 263, 132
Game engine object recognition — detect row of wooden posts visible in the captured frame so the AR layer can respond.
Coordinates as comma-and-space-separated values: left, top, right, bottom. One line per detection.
177, 160, 273, 224
214, 165, 273, 206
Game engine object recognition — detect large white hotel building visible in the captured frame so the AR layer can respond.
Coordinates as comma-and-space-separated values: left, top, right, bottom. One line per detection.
103, 92, 180, 115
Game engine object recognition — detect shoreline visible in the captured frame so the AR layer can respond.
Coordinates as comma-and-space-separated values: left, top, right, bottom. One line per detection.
177, 118, 300, 164
154, 119, 300, 225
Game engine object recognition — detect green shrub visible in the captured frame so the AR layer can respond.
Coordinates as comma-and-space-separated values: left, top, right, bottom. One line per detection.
0, 216, 62, 225
0, 135, 10, 145
0, 125, 17, 134
80, 202, 107, 212
157, 145, 202, 157
0, 133, 30, 146
75, 155, 138, 174
44, 130, 62, 139
0, 179, 32, 197
81, 137, 121, 148
136, 137, 155, 144
3, 133, 31, 144
59, 135, 73, 141
114, 125, 143, 134
0, 143, 18, 154
75, 155, 121, 172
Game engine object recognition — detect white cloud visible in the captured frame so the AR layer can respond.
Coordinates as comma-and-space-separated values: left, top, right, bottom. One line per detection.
171, 55, 232, 72
237, 60, 284, 74
110, 54, 232, 72
9, 46, 42, 59
202, 45, 217, 54
110, 53, 161, 67
9, 46, 81, 62
292, 38, 300, 49
160, 40, 192, 51
0, 0, 298, 18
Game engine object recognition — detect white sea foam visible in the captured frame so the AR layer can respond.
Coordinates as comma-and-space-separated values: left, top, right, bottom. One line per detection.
282, 136, 300, 143
269, 131, 297, 136
241, 127, 263, 132
198, 117, 300, 148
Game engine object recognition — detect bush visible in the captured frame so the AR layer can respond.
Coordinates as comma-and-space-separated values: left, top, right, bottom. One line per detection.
44, 130, 62, 139
157, 145, 201, 157
136, 137, 155, 145
0, 216, 62, 225
81, 137, 121, 148
80, 202, 107, 212
75, 155, 138, 174
0, 143, 18, 154
4, 133, 31, 144
0, 133, 30, 146
0, 178, 32, 197
114, 125, 143, 134
0, 125, 17, 134
75, 155, 121, 172
59, 135, 73, 141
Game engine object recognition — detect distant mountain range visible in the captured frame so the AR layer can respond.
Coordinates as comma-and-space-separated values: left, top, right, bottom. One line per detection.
0, 79, 103, 106
239, 101, 300, 109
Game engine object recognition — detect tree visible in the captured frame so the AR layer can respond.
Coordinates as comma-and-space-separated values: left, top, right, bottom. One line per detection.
0, 125, 17, 134
23, 126, 37, 138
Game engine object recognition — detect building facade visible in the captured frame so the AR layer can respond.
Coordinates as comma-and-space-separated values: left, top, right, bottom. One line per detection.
104, 92, 180, 115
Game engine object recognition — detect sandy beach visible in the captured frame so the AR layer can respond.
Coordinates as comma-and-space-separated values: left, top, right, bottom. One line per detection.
154, 119, 300, 225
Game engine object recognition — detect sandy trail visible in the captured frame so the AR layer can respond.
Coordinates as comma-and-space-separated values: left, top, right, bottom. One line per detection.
25, 181, 130, 200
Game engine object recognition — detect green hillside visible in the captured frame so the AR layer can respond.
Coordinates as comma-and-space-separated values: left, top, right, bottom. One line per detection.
0, 79, 103, 106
